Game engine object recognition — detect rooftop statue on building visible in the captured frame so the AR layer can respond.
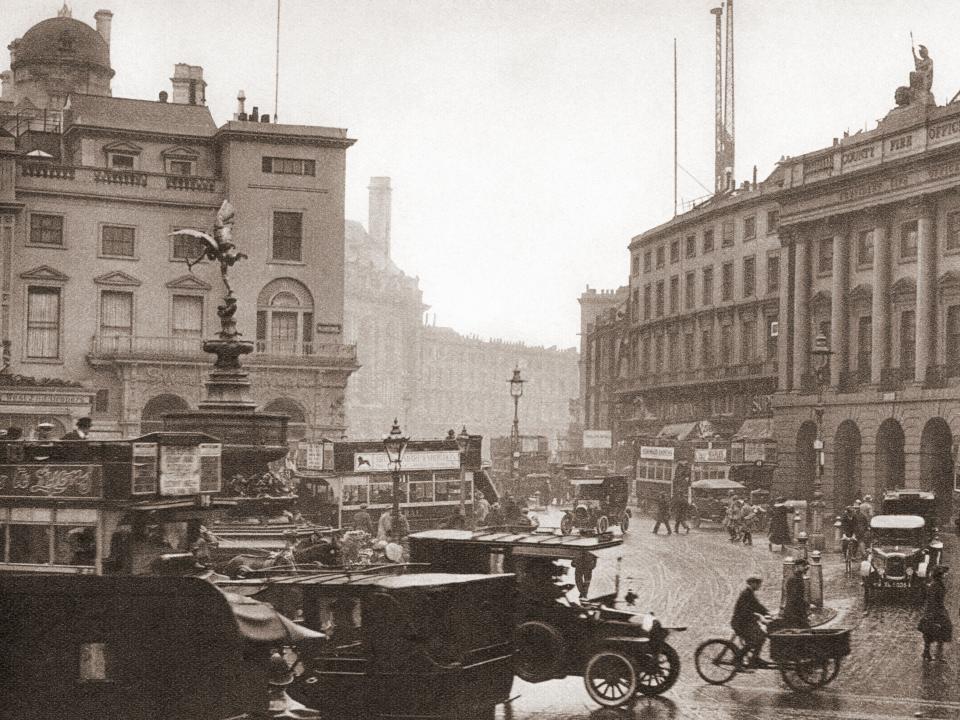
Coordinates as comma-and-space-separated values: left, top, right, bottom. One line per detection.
170, 200, 248, 296
896, 36, 934, 107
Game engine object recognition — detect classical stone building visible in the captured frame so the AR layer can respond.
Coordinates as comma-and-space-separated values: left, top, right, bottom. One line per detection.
0, 7, 357, 439
773, 84, 960, 525
343, 178, 425, 439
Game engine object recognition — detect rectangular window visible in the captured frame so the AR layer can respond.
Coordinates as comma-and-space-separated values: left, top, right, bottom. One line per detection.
685, 235, 696, 258
26, 286, 60, 359
702, 266, 714, 305
631, 289, 639, 321
722, 220, 734, 247
948, 306, 960, 366
172, 295, 203, 338
701, 329, 713, 367
900, 310, 916, 371
631, 254, 640, 276
743, 216, 756, 241
668, 332, 679, 368
669, 276, 679, 314
743, 256, 756, 298
643, 284, 651, 320
901, 220, 918, 259
166, 159, 194, 176
721, 262, 734, 301
670, 240, 680, 264
109, 153, 135, 169
94, 389, 110, 413
641, 338, 650, 374
262, 157, 316, 176
857, 229, 875, 265
767, 254, 780, 293
858, 315, 872, 374
685, 271, 695, 310
767, 209, 779, 234
741, 320, 757, 362
720, 324, 733, 364
948, 212, 960, 252
29, 214, 63, 246
703, 229, 715, 254
766, 317, 778, 360
644, 251, 652, 273
100, 291, 133, 336
655, 281, 665, 317
818, 237, 834, 273
101, 225, 135, 257
655, 335, 664, 372
684, 332, 695, 369
172, 232, 206, 260
272, 211, 303, 261
656, 246, 665, 269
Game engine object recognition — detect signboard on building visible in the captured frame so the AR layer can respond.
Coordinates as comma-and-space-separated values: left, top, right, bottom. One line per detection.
694, 448, 728, 463
132, 443, 158, 494
0, 464, 102, 499
298, 441, 326, 471
640, 446, 675, 461
583, 430, 612, 449
159, 445, 201, 496
353, 450, 461, 472
198, 444, 222, 493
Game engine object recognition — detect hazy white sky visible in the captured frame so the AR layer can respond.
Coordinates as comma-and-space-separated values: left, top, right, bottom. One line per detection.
8, 1, 960, 348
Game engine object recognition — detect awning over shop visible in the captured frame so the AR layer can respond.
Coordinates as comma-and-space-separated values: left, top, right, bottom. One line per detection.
657, 420, 717, 441
732, 417, 775, 441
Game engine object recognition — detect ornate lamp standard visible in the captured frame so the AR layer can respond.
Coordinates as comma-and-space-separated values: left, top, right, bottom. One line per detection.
809, 332, 833, 551
383, 419, 409, 525
508, 367, 525, 498
456, 425, 470, 515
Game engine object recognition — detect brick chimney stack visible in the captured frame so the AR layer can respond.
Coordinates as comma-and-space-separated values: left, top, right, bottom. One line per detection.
368, 177, 392, 258
170, 63, 207, 105
94, 10, 113, 47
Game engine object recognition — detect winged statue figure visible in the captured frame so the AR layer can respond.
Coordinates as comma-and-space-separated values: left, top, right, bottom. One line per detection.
169, 200, 248, 295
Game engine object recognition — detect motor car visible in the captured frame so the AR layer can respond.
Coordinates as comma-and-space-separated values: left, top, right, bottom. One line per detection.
559, 475, 632, 535
408, 528, 684, 708
880, 490, 939, 535
688, 478, 748, 527
860, 514, 942, 605
247, 571, 518, 720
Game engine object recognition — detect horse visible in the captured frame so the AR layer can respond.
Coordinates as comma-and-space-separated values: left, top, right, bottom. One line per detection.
221, 534, 342, 578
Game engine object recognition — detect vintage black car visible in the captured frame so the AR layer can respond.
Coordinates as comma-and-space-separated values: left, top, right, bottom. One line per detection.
0, 575, 323, 720
559, 475, 632, 535
408, 529, 684, 708
880, 490, 939, 535
228, 571, 516, 720
861, 514, 942, 605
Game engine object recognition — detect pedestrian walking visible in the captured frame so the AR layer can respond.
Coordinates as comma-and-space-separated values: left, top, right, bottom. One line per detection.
351, 504, 374, 535
768, 497, 791, 551
780, 558, 811, 629
672, 493, 690, 534
475, 493, 490, 525
740, 502, 757, 545
652, 492, 672, 535
918, 565, 952, 661
853, 504, 870, 558
859, 495, 874, 520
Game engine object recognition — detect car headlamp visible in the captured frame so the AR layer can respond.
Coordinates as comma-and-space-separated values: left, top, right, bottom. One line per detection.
630, 612, 660, 633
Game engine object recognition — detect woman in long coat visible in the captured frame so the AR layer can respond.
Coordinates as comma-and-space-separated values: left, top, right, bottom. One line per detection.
919, 565, 952, 661
767, 498, 791, 551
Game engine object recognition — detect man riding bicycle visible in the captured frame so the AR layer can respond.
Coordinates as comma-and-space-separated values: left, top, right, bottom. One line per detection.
731, 574, 772, 668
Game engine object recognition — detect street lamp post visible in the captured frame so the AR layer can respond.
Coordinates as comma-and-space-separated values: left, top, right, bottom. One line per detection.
456, 425, 470, 516
383, 419, 409, 527
809, 332, 833, 552
508, 367, 525, 498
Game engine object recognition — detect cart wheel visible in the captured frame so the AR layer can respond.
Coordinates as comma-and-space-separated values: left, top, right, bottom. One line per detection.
620, 511, 630, 533
694, 639, 740, 685
512, 621, 565, 683
780, 656, 829, 692
596, 515, 609, 535
822, 657, 842, 685
634, 642, 680, 696
584, 649, 638, 707
560, 513, 574, 536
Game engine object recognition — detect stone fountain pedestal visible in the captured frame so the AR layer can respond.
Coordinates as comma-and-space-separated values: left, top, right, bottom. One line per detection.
162, 295, 289, 480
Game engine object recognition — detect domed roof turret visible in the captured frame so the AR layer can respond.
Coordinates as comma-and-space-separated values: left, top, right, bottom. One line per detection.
12, 16, 112, 73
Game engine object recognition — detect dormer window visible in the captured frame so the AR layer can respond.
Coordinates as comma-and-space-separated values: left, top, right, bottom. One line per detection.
109, 153, 135, 170
161, 146, 199, 177
103, 142, 142, 172
167, 159, 194, 176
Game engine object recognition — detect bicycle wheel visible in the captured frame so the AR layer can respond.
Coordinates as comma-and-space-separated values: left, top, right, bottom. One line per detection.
694, 639, 740, 685
780, 656, 829, 692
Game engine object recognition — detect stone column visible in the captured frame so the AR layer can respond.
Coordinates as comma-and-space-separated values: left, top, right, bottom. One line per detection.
792, 239, 811, 389
871, 216, 891, 385
830, 227, 850, 387
914, 198, 937, 384
778, 240, 794, 390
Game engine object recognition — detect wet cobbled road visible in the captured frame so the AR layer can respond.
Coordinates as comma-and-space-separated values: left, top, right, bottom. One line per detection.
491, 507, 960, 720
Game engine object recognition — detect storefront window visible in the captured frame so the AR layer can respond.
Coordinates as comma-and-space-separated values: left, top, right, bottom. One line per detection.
408, 481, 435, 503
370, 481, 396, 505
9, 524, 51, 564
693, 465, 730, 483
435, 478, 462, 502
342, 479, 369, 506
54, 526, 96, 566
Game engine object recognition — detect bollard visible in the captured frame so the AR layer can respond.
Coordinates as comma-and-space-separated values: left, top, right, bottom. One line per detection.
833, 517, 843, 553
793, 511, 802, 543
798, 531, 809, 561
780, 556, 795, 610
808, 550, 824, 609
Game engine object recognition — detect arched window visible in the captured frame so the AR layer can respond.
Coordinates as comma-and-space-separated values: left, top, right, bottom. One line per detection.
262, 398, 308, 441
140, 394, 190, 435
256, 279, 315, 356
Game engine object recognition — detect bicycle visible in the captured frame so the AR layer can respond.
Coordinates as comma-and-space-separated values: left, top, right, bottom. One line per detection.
694, 619, 850, 692
840, 534, 856, 574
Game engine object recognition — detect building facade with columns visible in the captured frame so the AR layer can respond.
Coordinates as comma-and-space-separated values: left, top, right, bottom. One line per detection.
0, 7, 357, 439
772, 95, 960, 524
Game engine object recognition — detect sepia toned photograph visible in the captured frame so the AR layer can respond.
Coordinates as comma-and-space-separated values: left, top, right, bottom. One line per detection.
2, 1, 960, 718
